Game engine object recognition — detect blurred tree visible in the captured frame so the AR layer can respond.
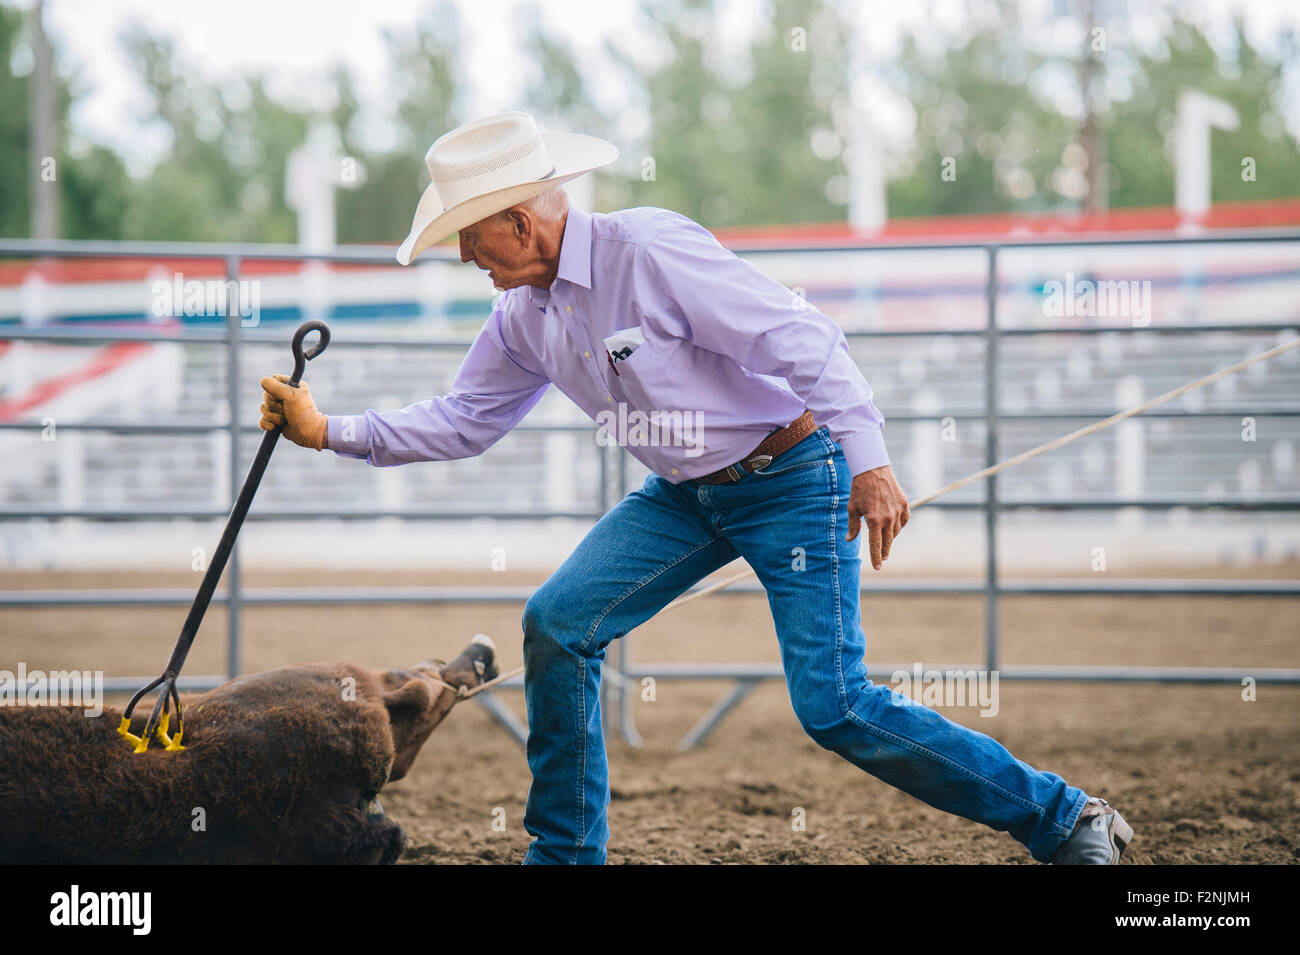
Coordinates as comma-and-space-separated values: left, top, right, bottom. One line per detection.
1, 4, 134, 240
59, 145, 134, 238
612, 0, 739, 224
1108, 19, 1300, 208
0, 4, 32, 236
728, 0, 850, 225
887, 9, 1300, 218
336, 0, 463, 244
518, 3, 624, 210
5, 1, 1296, 243
614, 0, 849, 228
885, 2, 1075, 217
114, 26, 310, 242
520, 3, 603, 127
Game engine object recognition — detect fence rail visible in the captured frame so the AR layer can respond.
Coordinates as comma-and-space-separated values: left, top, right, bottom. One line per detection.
3, 230, 1299, 748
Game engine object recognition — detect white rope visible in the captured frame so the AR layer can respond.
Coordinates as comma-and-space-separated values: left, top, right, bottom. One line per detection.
455, 665, 524, 700
659, 333, 1300, 614
456, 664, 640, 699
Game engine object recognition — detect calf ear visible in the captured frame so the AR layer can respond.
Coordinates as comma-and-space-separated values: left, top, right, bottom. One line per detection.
382, 677, 437, 724
382, 676, 446, 783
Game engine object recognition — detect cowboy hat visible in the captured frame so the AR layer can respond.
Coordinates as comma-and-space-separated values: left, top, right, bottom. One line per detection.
395, 110, 619, 265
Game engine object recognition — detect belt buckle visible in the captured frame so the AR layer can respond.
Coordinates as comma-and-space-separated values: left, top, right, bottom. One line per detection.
723, 452, 774, 483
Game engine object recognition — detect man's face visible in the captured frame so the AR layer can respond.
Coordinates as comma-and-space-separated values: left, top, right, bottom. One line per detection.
458, 211, 539, 291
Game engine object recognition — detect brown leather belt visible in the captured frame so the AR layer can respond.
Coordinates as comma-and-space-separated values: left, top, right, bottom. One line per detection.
695, 411, 818, 485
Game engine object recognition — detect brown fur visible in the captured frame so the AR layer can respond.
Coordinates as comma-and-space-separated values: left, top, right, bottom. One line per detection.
0, 640, 496, 864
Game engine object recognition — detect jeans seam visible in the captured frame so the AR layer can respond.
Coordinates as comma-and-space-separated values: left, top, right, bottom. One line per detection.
842, 706, 1046, 816
573, 657, 585, 865
827, 442, 848, 719
579, 533, 725, 653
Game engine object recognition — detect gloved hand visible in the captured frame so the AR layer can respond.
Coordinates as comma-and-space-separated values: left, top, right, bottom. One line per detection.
259, 374, 328, 451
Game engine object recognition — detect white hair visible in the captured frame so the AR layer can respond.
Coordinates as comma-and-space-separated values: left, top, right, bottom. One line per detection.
502, 184, 568, 223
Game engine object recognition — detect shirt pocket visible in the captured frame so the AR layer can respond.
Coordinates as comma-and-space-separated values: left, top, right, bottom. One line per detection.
607, 330, 681, 411
602, 326, 646, 362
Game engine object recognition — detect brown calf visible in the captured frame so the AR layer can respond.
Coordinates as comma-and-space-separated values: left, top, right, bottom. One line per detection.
0, 636, 499, 864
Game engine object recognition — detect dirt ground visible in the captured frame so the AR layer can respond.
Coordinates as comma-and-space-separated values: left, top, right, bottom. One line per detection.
2, 565, 1297, 864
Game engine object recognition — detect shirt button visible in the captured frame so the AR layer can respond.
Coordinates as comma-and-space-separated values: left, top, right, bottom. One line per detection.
565, 305, 573, 313
671, 468, 679, 476
607, 396, 614, 404
583, 350, 591, 359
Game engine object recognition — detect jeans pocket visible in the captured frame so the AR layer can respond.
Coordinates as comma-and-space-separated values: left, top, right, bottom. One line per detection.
751, 456, 829, 479
749, 430, 834, 479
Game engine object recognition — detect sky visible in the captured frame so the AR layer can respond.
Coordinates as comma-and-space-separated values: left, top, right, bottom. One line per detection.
5, 0, 1299, 171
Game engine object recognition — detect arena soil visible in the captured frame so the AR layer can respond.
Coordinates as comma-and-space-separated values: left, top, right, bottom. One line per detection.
2, 566, 1296, 865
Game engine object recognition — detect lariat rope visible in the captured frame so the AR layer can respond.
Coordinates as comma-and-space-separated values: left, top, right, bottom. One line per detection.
659, 334, 1300, 614
449, 333, 1300, 695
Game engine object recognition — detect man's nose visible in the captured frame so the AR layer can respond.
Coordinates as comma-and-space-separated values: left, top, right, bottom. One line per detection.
459, 234, 474, 264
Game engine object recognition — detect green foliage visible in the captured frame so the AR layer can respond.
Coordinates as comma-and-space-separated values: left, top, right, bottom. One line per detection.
1108, 19, 1300, 207
336, 2, 463, 244
889, 10, 1300, 216
59, 145, 133, 239
725, 0, 849, 225
1, 1, 1296, 242
885, 13, 1076, 216
612, 0, 848, 227
0, 5, 30, 237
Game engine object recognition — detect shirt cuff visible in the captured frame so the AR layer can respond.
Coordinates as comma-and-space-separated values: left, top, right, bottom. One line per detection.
327, 414, 372, 460
838, 429, 891, 476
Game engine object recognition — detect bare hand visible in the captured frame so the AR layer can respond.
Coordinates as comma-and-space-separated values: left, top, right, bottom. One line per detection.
846, 465, 910, 570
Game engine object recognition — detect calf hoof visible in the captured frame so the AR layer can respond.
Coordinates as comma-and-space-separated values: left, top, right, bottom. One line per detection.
348, 801, 408, 865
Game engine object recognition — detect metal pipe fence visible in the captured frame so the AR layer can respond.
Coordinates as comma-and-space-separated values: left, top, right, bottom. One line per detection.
2, 231, 1298, 749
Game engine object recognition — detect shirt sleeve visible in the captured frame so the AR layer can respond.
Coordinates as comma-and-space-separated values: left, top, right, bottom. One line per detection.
327, 299, 551, 467
632, 217, 891, 476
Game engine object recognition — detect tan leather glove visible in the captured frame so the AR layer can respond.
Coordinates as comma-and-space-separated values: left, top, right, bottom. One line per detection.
259, 374, 328, 451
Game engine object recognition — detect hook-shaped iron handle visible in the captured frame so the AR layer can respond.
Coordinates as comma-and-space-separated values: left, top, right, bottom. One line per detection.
288, 320, 330, 387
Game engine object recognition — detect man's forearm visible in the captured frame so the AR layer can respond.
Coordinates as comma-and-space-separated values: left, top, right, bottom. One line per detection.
323, 389, 547, 467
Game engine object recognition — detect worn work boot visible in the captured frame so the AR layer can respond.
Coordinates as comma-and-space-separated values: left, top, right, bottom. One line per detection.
1051, 796, 1134, 864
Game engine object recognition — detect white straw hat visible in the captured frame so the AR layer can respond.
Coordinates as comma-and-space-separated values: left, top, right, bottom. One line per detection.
395, 111, 619, 265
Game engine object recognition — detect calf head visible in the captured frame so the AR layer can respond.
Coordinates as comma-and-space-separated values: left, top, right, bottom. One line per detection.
381, 633, 500, 782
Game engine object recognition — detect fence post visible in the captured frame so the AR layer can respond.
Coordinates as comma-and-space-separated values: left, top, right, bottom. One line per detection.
984, 246, 1000, 674
225, 255, 243, 681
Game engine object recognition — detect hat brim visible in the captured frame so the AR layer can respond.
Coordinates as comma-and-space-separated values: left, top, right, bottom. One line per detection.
395, 132, 619, 266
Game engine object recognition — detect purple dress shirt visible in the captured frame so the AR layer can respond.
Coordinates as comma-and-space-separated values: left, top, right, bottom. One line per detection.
327, 205, 890, 481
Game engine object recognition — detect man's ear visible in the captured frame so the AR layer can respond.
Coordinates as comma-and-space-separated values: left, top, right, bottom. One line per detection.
508, 208, 531, 243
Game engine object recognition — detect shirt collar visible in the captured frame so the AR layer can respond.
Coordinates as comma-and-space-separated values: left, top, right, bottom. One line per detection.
528, 205, 592, 311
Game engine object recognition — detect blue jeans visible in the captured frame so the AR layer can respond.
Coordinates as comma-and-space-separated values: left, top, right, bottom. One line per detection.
521, 427, 1088, 863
